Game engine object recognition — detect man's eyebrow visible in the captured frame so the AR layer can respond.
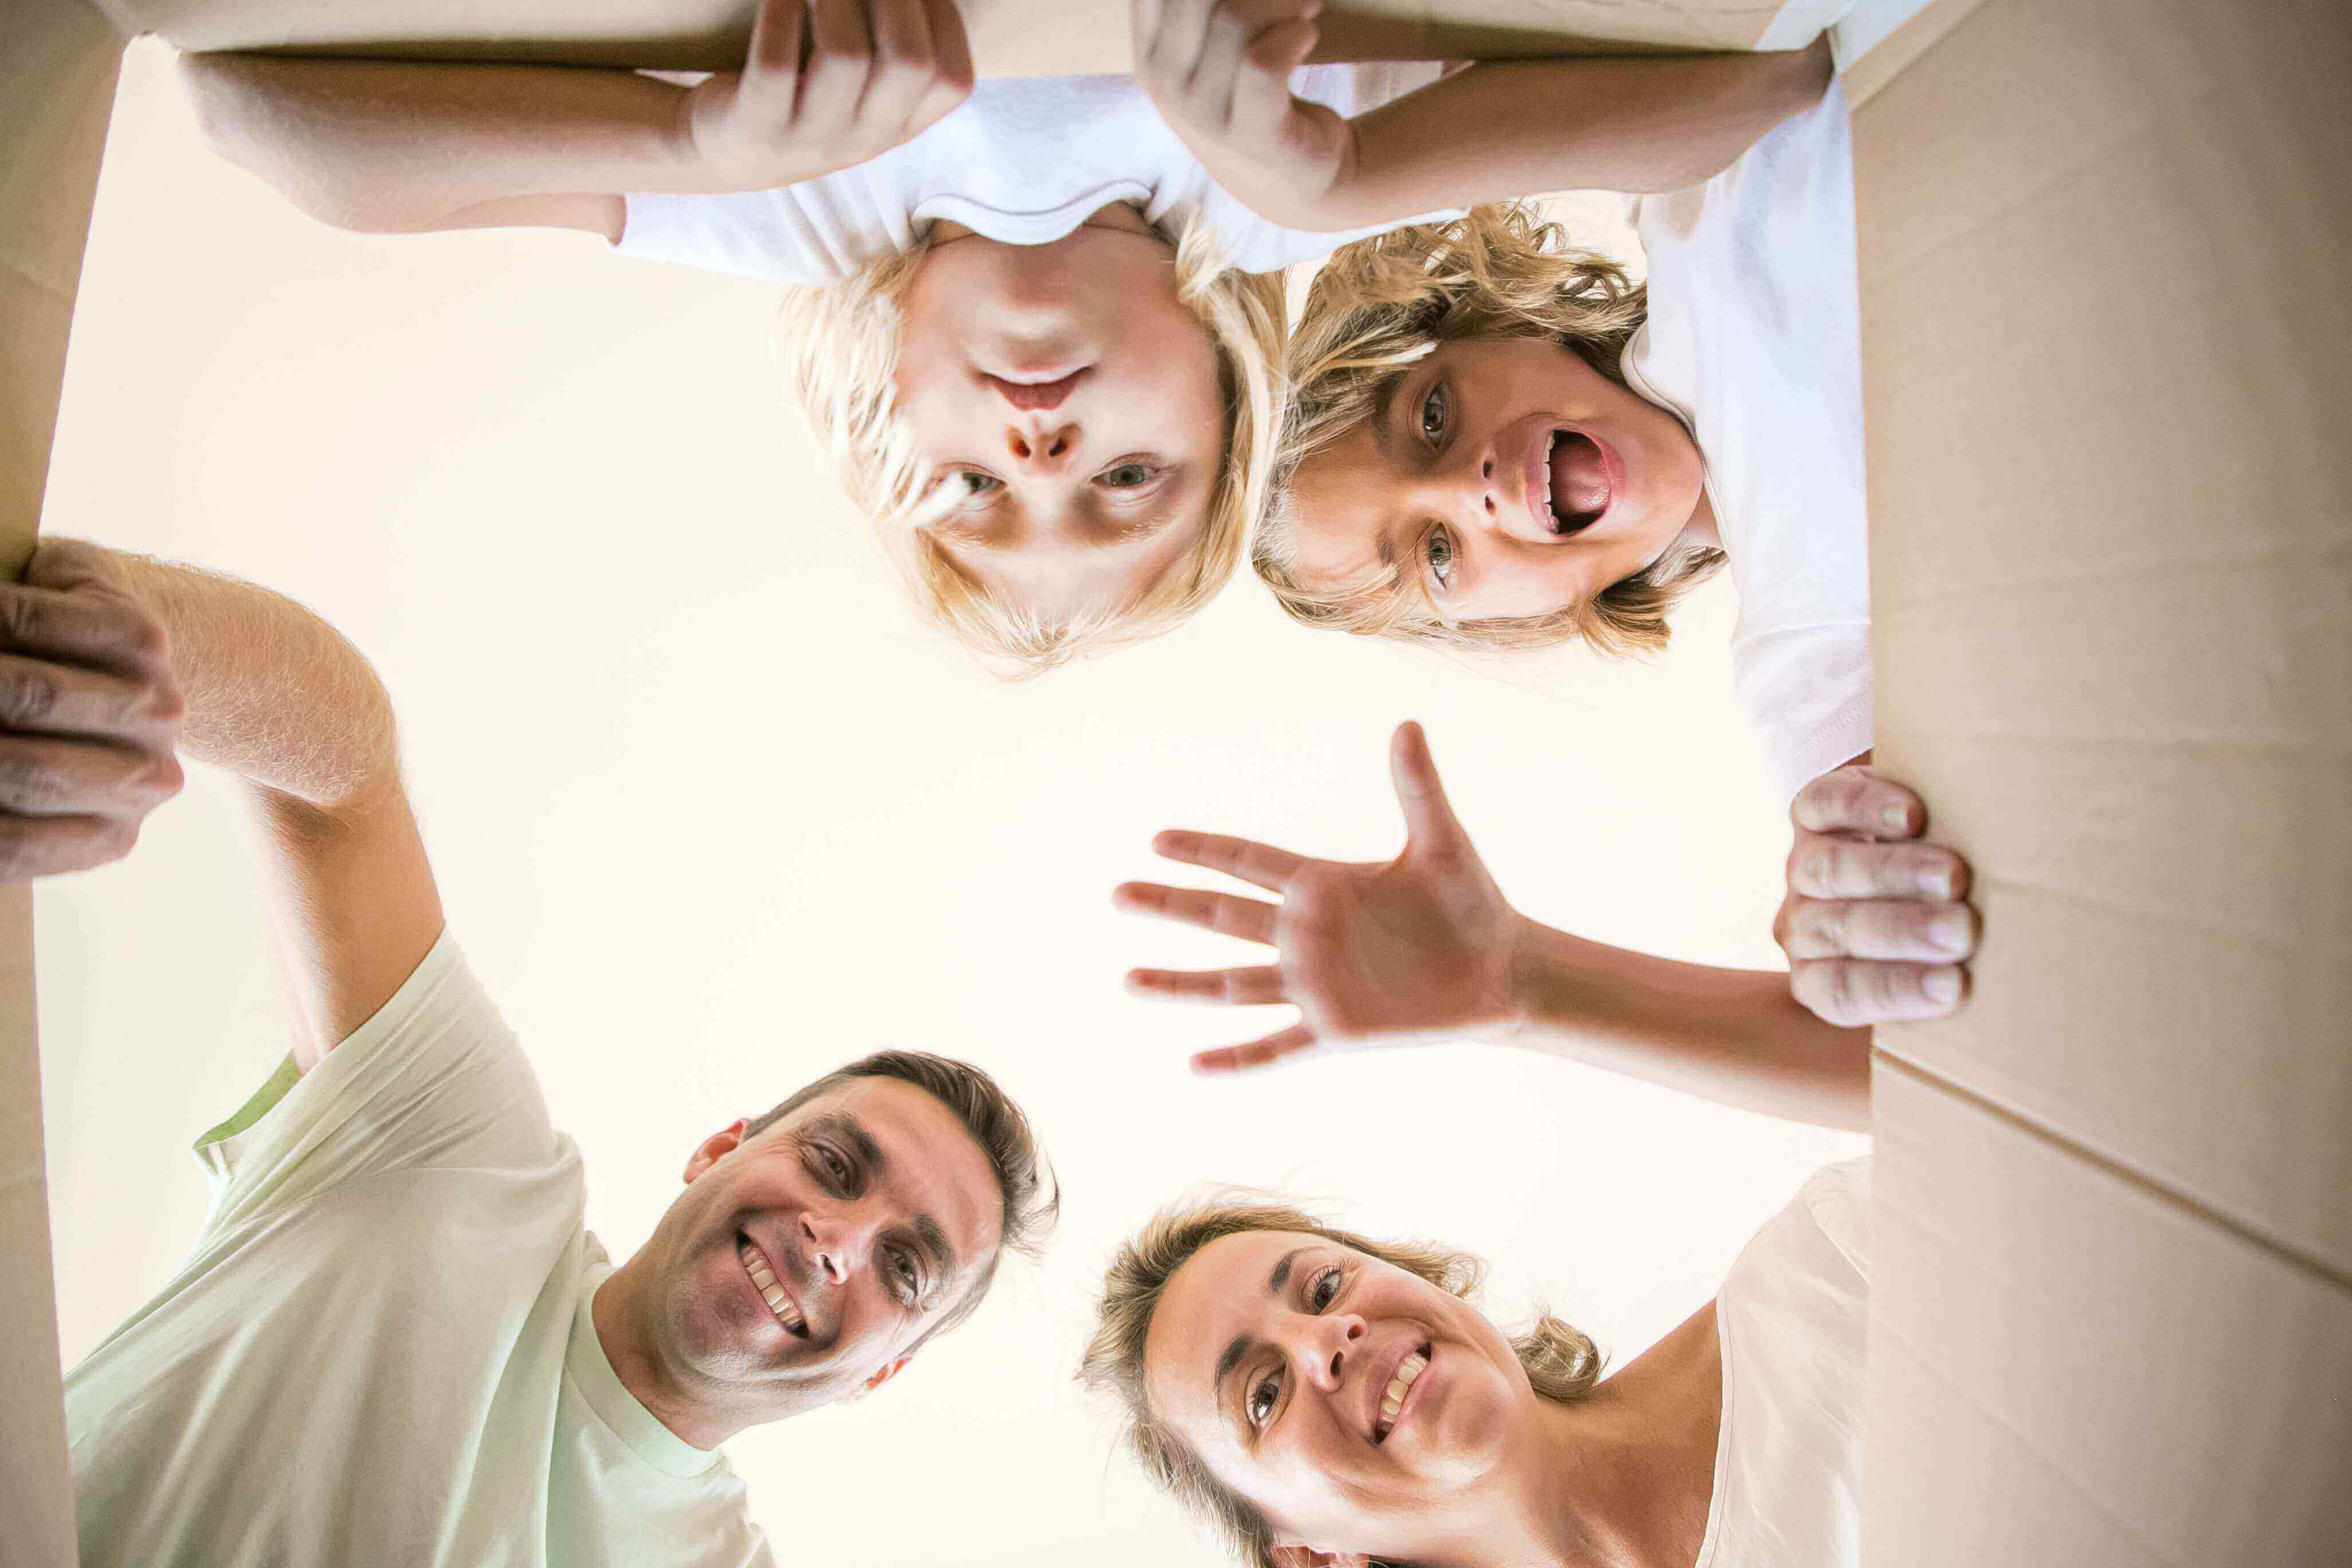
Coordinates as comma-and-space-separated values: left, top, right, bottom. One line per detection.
807, 1112, 884, 1172
915, 1214, 954, 1276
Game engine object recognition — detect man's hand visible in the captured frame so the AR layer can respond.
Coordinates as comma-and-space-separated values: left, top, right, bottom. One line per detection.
0, 541, 185, 881
1774, 763, 1977, 1026
1131, 0, 1357, 230
683, 0, 975, 191
1116, 722, 1527, 1072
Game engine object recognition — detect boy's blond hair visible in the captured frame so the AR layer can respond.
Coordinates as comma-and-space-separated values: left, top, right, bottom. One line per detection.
776, 220, 1288, 677
1261, 202, 1726, 658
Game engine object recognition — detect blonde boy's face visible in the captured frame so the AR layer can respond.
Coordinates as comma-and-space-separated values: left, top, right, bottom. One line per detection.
892, 209, 1225, 629
1283, 338, 1707, 622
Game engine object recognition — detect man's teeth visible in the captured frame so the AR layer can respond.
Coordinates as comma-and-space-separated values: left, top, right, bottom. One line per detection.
738, 1241, 806, 1334
1375, 1350, 1429, 1440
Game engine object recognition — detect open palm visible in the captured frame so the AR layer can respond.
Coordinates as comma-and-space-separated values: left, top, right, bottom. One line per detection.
1115, 723, 1526, 1072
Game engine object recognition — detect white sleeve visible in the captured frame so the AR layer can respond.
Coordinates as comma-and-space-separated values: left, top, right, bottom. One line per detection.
191, 934, 560, 1234
1733, 625, 1875, 809
614, 187, 864, 284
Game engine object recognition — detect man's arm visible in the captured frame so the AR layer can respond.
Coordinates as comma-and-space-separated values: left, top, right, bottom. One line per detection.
109, 552, 442, 1071
178, 0, 974, 237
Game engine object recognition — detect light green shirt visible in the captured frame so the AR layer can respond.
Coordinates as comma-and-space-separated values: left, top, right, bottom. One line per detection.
65, 934, 774, 1568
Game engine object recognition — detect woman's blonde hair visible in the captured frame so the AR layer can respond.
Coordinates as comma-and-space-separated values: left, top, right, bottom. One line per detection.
776, 219, 1288, 677
1079, 1193, 1603, 1568
1261, 202, 1725, 659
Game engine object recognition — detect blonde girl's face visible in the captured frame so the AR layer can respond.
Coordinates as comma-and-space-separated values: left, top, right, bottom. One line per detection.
891, 209, 1226, 629
1283, 337, 1708, 621
1142, 1229, 1536, 1562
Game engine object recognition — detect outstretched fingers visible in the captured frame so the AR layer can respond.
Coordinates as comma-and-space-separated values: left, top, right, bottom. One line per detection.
1390, 721, 1470, 852
1126, 964, 1286, 1006
1151, 828, 1307, 892
1191, 1023, 1318, 1074
1114, 881, 1281, 945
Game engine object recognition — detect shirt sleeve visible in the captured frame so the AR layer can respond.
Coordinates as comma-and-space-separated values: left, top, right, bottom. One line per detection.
1732, 623, 1876, 809
190, 932, 560, 1237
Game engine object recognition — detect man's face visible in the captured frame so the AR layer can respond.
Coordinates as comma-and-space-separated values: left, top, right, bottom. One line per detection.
635, 1077, 1003, 1422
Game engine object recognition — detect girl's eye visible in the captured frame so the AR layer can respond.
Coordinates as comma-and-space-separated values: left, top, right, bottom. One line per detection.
1420, 383, 1448, 444
1097, 462, 1158, 489
1426, 529, 1456, 590
1248, 1367, 1283, 1429
955, 471, 1001, 498
1309, 1267, 1342, 1311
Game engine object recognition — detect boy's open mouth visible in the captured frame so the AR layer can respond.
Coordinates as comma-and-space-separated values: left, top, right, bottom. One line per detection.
1545, 428, 1612, 535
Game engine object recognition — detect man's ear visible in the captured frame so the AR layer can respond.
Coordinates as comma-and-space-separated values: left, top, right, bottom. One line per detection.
683, 1119, 752, 1185
1270, 1547, 1370, 1568
856, 1354, 914, 1397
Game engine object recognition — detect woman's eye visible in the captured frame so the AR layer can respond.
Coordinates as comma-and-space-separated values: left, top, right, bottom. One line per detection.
1097, 462, 1158, 489
1425, 529, 1456, 590
1420, 383, 1448, 444
1310, 1267, 1341, 1311
1247, 1369, 1282, 1429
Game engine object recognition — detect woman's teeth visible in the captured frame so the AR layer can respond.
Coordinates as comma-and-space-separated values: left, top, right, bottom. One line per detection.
738, 1240, 807, 1334
1375, 1350, 1429, 1441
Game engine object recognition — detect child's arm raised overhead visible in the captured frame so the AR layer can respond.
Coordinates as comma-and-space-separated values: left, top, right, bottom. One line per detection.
179, 0, 972, 239
1133, 0, 1833, 232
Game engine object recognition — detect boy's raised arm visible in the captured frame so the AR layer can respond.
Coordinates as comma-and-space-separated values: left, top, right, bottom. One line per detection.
181, 0, 973, 237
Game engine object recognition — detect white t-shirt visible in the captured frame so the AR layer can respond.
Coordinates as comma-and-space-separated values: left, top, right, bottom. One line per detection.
615, 65, 1455, 281
1624, 80, 1873, 808
64, 935, 774, 1568
1694, 1157, 1871, 1568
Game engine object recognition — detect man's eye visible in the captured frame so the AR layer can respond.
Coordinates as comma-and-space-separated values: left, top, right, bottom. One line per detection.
1247, 1368, 1282, 1429
1425, 529, 1456, 590
1309, 1267, 1341, 1311
1097, 462, 1158, 489
820, 1147, 851, 1182
891, 1251, 919, 1296
1420, 383, 1448, 443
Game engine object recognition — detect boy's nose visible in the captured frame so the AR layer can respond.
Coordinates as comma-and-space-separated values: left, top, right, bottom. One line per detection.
1005, 420, 1079, 469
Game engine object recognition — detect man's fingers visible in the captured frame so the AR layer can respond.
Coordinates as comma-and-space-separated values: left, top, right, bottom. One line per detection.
1789, 958, 1966, 1028
1151, 829, 1306, 892
1191, 1023, 1316, 1074
0, 735, 182, 819
1114, 881, 1280, 945
1127, 965, 1286, 1006
0, 652, 182, 742
1786, 833, 1968, 901
0, 812, 139, 884
1781, 897, 1978, 962
0, 582, 168, 677
1793, 764, 1922, 840
1390, 721, 1471, 853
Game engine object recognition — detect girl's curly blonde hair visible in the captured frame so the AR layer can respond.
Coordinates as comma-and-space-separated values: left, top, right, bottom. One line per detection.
775, 218, 1288, 678
1261, 202, 1724, 658
1079, 1192, 1603, 1568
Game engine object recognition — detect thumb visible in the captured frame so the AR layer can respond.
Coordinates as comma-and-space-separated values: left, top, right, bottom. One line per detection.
1390, 722, 1469, 852
22, 538, 123, 595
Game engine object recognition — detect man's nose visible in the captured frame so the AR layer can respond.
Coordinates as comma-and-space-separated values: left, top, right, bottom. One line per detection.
1299, 1311, 1368, 1394
798, 1211, 865, 1285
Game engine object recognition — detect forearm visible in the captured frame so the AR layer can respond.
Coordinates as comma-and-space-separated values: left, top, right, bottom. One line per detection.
108, 551, 398, 813
1324, 42, 1832, 225
180, 52, 709, 233
1501, 917, 1872, 1131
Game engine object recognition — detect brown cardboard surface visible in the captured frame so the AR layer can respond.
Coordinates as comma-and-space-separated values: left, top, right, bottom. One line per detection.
1866, 1061, 2352, 1565
1856, 0, 2352, 1280
122, 0, 1808, 75
1, 0, 123, 1559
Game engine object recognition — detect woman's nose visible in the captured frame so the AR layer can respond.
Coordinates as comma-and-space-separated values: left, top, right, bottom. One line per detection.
1303, 1312, 1369, 1393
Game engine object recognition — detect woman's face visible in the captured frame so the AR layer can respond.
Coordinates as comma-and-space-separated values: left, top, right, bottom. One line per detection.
1143, 1229, 1538, 1560
892, 208, 1226, 629
1283, 338, 1708, 621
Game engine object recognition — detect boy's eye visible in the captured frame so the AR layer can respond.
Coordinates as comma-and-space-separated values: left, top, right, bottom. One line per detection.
1248, 1367, 1283, 1429
954, 471, 1001, 498
1420, 383, 1448, 444
1096, 462, 1158, 489
1425, 529, 1456, 590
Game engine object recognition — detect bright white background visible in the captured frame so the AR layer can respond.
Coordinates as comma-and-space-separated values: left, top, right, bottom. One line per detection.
37, 41, 1861, 1568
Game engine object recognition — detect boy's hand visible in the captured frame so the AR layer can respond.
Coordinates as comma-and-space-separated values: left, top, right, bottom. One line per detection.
1774, 763, 1977, 1026
1116, 723, 1526, 1072
0, 541, 185, 881
1132, 0, 1357, 230
683, 0, 974, 191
